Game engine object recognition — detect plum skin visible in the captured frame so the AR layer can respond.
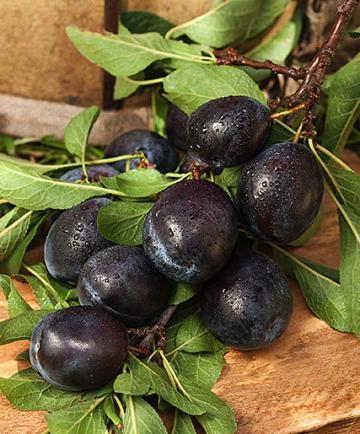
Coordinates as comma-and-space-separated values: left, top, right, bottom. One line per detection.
143, 179, 238, 284
200, 249, 293, 350
187, 96, 272, 167
44, 198, 113, 285
237, 142, 324, 244
77, 245, 170, 326
30, 306, 128, 391
166, 103, 189, 151
60, 164, 119, 183
104, 129, 178, 173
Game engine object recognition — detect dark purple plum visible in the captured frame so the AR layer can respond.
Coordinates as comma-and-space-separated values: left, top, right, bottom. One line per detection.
166, 103, 189, 151
237, 142, 324, 244
143, 180, 238, 284
201, 249, 293, 350
104, 129, 178, 173
44, 198, 113, 284
30, 306, 128, 391
60, 165, 119, 183
181, 151, 223, 175
77, 245, 170, 326
187, 96, 271, 168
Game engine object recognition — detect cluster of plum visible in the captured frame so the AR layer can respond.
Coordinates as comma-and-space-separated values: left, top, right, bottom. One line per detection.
30, 96, 324, 392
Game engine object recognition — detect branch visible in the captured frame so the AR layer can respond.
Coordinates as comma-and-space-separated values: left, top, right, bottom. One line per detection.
214, 0, 359, 134
214, 48, 306, 80
138, 305, 178, 350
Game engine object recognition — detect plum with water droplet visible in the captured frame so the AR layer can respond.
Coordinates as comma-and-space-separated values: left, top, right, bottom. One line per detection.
166, 103, 189, 151
60, 165, 119, 183
44, 198, 113, 284
104, 129, 178, 173
201, 248, 293, 350
187, 96, 271, 168
30, 306, 128, 391
77, 245, 170, 326
237, 142, 324, 243
143, 179, 238, 283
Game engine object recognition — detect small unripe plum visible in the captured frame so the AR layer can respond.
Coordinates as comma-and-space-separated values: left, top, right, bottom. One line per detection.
201, 249, 293, 350
187, 96, 271, 167
104, 129, 178, 173
166, 103, 189, 151
44, 198, 113, 284
30, 306, 128, 391
60, 165, 119, 183
77, 245, 170, 326
237, 142, 324, 243
143, 180, 238, 283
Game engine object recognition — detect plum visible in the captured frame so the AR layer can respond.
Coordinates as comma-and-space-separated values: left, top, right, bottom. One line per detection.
181, 150, 223, 175
77, 245, 170, 326
187, 96, 271, 167
30, 306, 128, 391
143, 179, 238, 283
237, 142, 324, 243
201, 249, 293, 350
166, 103, 189, 151
104, 129, 178, 173
60, 165, 119, 183
44, 198, 113, 284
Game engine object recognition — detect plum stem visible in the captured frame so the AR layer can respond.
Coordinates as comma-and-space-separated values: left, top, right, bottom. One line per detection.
138, 305, 178, 350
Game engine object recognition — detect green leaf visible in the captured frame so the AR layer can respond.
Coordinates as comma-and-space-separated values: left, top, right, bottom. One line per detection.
0, 208, 32, 262
129, 356, 204, 415
172, 410, 196, 434
0, 162, 122, 211
64, 106, 100, 163
45, 396, 107, 434
0, 212, 49, 274
120, 11, 174, 36
170, 283, 200, 305
0, 309, 53, 344
66, 26, 204, 78
339, 206, 360, 336
269, 120, 295, 144
175, 313, 224, 353
349, 26, 360, 38
215, 166, 242, 188
327, 165, 360, 215
164, 64, 266, 115
173, 349, 227, 389
104, 396, 120, 425
0, 369, 80, 411
177, 377, 236, 434
152, 89, 168, 137
0, 275, 32, 317
114, 72, 145, 100
113, 371, 149, 396
167, 0, 261, 48
249, 0, 289, 38
101, 169, 188, 198
123, 395, 167, 434
97, 201, 153, 246
323, 52, 360, 155
274, 247, 350, 332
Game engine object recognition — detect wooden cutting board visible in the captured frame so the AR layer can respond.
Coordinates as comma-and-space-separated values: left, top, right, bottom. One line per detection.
0, 151, 359, 434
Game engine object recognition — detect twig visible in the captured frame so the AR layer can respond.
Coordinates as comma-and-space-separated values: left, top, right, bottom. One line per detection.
214, 0, 360, 134
138, 305, 178, 350
214, 48, 306, 80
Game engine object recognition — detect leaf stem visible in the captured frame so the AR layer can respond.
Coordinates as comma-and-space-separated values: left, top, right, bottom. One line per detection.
113, 394, 125, 420
273, 119, 297, 135
271, 103, 307, 120
159, 350, 193, 401
316, 144, 354, 172
0, 199, 9, 206
22, 263, 69, 308
123, 76, 165, 86
308, 139, 346, 203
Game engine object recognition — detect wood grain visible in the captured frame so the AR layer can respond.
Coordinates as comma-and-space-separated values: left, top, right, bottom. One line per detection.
0, 151, 359, 434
